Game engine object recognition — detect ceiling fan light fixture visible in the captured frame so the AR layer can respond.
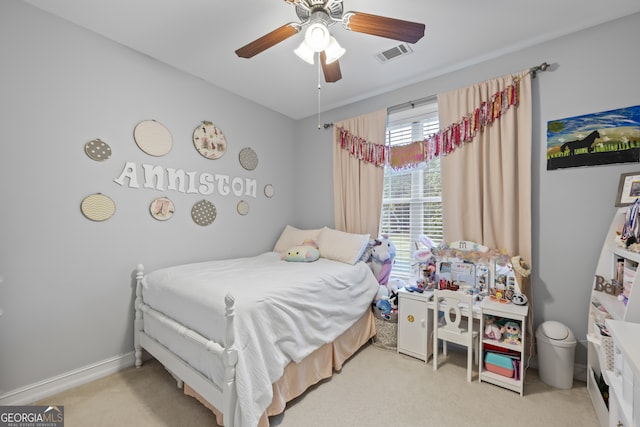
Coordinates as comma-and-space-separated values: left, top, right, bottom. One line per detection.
235, 0, 426, 85
305, 22, 330, 52
324, 36, 345, 64
294, 40, 315, 64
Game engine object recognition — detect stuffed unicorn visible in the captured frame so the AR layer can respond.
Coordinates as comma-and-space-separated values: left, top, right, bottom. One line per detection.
369, 235, 396, 286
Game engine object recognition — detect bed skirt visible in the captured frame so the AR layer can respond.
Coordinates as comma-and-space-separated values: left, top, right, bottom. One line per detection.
184, 309, 376, 426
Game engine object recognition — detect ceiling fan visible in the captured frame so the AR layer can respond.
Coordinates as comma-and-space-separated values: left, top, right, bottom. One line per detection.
235, 0, 425, 83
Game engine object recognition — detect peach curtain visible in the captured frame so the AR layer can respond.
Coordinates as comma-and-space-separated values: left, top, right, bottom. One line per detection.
333, 110, 387, 236
438, 72, 532, 294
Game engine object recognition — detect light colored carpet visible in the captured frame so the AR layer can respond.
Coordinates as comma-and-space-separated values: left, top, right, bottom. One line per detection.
35, 344, 599, 427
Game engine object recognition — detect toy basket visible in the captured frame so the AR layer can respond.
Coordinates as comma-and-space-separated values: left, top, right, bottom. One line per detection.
588, 324, 614, 372
372, 307, 398, 350
596, 330, 614, 371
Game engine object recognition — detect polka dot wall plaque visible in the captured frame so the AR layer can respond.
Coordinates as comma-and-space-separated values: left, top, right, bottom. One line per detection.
84, 138, 112, 161
191, 199, 217, 226
81, 193, 116, 221
239, 147, 258, 170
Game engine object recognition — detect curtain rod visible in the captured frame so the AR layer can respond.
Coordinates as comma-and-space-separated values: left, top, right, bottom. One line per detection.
322, 61, 550, 129
529, 61, 550, 78
322, 95, 436, 129
387, 95, 437, 115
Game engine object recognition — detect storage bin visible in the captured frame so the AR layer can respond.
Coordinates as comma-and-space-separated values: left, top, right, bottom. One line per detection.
372, 315, 398, 350
595, 324, 614, 371
484, 352, 514, 378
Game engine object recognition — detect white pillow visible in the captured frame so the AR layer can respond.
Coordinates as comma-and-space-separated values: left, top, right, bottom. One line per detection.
273, 225, 322, 253
317, 227, 370, 265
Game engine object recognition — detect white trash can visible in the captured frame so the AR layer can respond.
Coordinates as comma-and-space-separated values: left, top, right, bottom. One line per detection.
536, 321, 577, 389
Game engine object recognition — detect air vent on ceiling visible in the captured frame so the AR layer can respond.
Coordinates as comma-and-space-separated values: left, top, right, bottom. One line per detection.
376, 43, 413, 63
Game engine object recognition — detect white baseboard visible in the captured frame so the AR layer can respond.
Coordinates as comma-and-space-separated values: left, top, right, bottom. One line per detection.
0, 352, 136, 405
573, 362, 588, 382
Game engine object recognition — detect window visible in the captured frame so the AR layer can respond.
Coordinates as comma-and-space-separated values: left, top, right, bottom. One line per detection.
379, 100, 443, 280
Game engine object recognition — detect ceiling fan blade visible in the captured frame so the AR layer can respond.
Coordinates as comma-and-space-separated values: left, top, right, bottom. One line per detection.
321, 51, 342, 83
235, 23, 300, 58
344, 12, 425, 44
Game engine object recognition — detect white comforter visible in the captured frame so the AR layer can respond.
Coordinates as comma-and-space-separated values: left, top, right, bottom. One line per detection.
141, 252, 379, 427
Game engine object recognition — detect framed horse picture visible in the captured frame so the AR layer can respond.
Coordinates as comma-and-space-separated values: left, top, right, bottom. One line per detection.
616, 171, 640, 207
546, 105, 640, 170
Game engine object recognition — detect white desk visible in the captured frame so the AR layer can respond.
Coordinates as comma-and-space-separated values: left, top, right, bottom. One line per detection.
397, 288, 529, 394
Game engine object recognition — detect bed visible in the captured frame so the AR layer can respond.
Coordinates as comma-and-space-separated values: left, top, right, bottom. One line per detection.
133, 226, 380, 427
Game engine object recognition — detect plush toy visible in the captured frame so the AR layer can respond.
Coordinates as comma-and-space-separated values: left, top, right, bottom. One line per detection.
386, 278, 403, 308
413, 235, 435, 261
375, 284, 390, 301
369, 235, 396, 286
484, 315, 505, 340
282, 239, 320, 262
369, 236, 400, 320
412, 235, 437, 289
375, 299, 393, 319
503, 321, 522, 345
374, 278, 402, 320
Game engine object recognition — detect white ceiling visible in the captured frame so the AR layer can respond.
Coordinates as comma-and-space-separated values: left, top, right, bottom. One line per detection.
22, 0, 640, 120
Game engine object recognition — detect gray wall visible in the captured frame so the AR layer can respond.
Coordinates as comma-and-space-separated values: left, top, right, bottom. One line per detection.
0, 2, 296, 394
2, 0, 640, 398
294, 12, 640, 367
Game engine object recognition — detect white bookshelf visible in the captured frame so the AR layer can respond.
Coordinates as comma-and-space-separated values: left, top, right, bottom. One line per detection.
587, 207, 640, 426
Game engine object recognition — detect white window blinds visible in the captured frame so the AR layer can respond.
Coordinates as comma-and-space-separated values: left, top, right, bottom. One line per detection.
380, 101, 443, 280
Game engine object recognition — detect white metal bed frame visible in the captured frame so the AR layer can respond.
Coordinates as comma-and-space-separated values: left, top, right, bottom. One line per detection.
133, 264, 239, 426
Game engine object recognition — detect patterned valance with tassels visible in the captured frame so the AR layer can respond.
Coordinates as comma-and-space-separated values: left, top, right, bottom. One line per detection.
337, 76, 521, 170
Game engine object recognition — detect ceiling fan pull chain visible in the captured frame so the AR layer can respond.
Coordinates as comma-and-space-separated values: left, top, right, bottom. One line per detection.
317, 53, 322, 130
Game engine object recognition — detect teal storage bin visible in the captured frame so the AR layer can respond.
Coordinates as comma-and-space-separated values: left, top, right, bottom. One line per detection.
484, 352, 515, 378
